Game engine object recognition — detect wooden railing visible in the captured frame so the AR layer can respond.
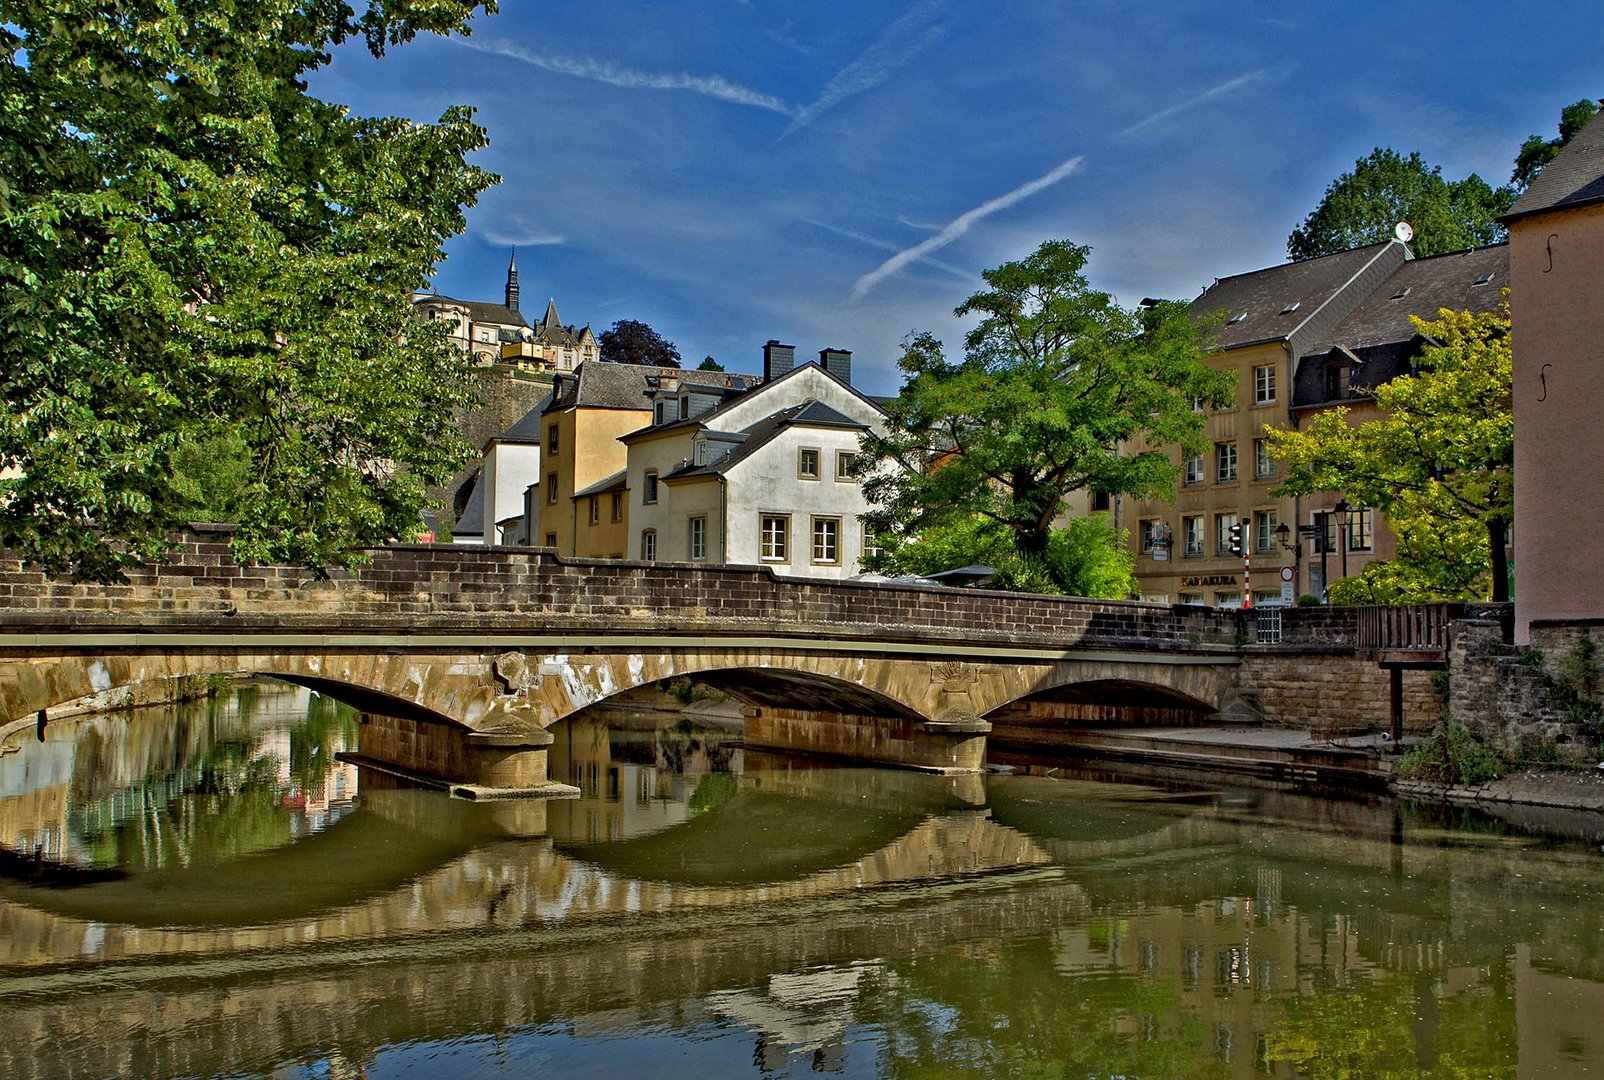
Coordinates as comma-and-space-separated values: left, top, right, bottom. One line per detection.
1355, 604, 1459, 659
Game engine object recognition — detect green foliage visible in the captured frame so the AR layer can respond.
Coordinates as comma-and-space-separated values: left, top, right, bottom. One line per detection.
860, 240, 1231, 593
1, 1, 498, 580
1512, 99, 1601, 190
598, 319, 681, 368
1533, 637, 1604, 732
1398, 723, 1508, 786
1288, 148, 1514, 260
696, 355, 724, 371
866, 512, 1138, 598
1269, 305, 1512, 602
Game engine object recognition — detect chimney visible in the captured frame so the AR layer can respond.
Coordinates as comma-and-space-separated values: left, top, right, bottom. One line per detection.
819, 348, 852, 386
763, 340, 796, 383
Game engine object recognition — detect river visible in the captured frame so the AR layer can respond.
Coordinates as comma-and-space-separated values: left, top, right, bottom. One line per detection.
1, 680, 1601, 1078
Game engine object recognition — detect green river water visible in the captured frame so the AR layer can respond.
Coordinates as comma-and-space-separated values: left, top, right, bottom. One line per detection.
2, 681, 1602, 1079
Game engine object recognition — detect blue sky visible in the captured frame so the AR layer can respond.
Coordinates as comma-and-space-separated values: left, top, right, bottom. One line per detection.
314, 2, 1600, 395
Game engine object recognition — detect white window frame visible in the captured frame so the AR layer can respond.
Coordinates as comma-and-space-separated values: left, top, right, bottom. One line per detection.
798, 447, 820, 480
643, 470, 659, 505
1183, 515, 1205, 557
1216, 442, 1237, 483
1216, 513, 1240, 556
760, 514, 790, 562
1253, 364, 1276, 404
1184, 453, 1205, 486
1255, 438, 1275, 479
835, 450, 857, 481
640, 529, 657, 561
689, 516, 706, 561
546, 473, 559, 505
811, 516, 840, 565
1254, 509, 1278, 553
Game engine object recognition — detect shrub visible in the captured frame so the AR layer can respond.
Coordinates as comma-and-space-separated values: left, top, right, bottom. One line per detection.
1398, 722, 1507, 786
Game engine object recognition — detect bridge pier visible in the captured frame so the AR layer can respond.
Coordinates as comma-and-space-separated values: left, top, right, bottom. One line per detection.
742, 706, 990, 774
344, 712, 578, 800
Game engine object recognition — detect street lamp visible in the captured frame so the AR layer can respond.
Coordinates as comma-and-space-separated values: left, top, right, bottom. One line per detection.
1333, 499, 1351, 582
1274, 521, 1301, 598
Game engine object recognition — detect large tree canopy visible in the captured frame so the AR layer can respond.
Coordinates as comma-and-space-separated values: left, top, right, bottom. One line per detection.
1266, 305, 1513, 603
1287, 149, 1513, 260
859, 240, 1232, 594
1512, 98, 1601, 190
598, 319, 681, 368
1, 1, 498, 580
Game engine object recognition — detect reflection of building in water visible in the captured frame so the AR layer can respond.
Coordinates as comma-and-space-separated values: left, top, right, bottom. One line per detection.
707, 961, 878, 1074
0, 683, 359, 868
546, 716, 740, 844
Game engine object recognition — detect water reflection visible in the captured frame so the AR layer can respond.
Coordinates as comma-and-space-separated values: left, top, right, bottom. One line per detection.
0, 684, 1602, 1077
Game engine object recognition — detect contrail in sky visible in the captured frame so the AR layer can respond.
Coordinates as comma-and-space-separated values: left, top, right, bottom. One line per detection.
781, 0, 946, 139
460, 38, 795, 116
804, 219, 977, 284
852, 155, 1085, 299
1117, 70, 1267, 137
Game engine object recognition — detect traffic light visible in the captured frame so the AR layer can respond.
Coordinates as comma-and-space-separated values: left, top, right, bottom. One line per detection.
1228, 522, 1244, 556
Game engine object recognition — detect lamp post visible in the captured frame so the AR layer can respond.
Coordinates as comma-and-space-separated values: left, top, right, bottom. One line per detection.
1275, 521, 1300, 599
1333, 499, 1351, 583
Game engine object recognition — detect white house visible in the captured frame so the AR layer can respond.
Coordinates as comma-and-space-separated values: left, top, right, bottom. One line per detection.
620, 348, 889, 578
450, 394, 550, 545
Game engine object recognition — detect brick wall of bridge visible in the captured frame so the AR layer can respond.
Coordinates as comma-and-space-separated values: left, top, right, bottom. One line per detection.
0, 529, 1242, 652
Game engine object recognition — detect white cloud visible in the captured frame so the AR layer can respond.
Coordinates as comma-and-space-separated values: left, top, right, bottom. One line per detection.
852, 154, 1085, 299
780, 0, 947, 139
1117, 69, 1270, 138
480, 225, 565, 248
458, 37, 796, 116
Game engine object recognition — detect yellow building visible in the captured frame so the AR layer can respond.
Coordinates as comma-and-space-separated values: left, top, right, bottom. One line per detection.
1122, 239, 1508, 606
534, 363, 759, 557
412, 251, 597, 372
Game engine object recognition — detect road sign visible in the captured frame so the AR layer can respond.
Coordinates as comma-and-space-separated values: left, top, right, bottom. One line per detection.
1280, 566, 1294, 583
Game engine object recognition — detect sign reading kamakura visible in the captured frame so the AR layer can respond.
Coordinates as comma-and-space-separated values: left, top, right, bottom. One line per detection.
1180, 575, 1237, 587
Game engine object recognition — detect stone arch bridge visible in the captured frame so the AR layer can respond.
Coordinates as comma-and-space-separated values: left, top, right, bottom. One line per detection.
0, 534, 1387, 793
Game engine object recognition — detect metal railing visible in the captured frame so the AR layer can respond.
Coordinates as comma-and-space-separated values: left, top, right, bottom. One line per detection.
1255, 607, 1283, 645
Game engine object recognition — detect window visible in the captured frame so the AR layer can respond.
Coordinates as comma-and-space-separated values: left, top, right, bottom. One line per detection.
546, 472, 558, 504
1184, 453, 1205, 486
547, 423, 559, 456
1215, 513, 1240, 555
1254, 438, 1275, 480
640, 529, 657, 561
678, 396, 690, 420
654, 401, 666, 425
1253, 364, 1276, 404
1184, 515, 1205, 556
689, 516, 706, 561
1189, 393, 1205, 412
836, 450, 857, 481
1215, 590, 1242, 608
1348, 507, 1374, 551
1254, 509, 1278, 553
1179, 593, 1204, 606
694, 441, 707, 466
544, 532, 557, 547
1216, 442, 1238, 483
643, 470, 659, 504
1091, 490, 1110, 512
611, 491, 624, 522
798, 448, 820, 480
1140, 519, 1164, 553
760, 515, 789, 561
811, 517, 840, 564
1324, 363, 1350, 401
589, 497, 599, 525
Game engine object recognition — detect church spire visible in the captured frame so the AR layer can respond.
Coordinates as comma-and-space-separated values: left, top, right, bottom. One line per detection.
504, 247, 520, 312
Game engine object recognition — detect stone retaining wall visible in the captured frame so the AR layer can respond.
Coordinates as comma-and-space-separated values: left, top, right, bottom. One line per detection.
1236, 648, 1443, 734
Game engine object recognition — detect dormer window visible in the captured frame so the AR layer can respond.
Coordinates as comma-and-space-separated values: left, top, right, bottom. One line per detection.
1325, 363, 1351, 401
654, 401, 666, 425
678, 396, 690, 420
694, 441, 707, 466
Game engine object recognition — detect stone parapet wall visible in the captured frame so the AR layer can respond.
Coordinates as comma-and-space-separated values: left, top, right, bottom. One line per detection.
0, 532, 1244, 654
1235, 649, 1443, 733
1451, 618, 1602, 760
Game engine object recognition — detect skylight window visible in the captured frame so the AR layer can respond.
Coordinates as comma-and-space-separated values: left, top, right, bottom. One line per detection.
1472, 272, 1494, 286
1279, 301, 1300, 315
1226, 311, 1247, 325
1390, 286, 1411, 300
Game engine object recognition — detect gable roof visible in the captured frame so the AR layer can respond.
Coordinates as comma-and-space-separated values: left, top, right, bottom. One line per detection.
1503, 111, 1604, 223
547, 362, 760, 414
453, 475, 486, 538
665, 399, 868, 482
620, 360, 879, 444
572, 468, 628, 500
1191, 241, 1408, 352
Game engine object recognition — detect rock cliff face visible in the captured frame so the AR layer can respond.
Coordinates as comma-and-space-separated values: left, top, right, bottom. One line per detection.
434, 367, 554, 536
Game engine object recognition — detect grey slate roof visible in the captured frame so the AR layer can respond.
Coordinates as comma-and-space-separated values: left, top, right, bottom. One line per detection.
487, 393, 554, 449
1503, 111, 1604, 222
572, 468, 628, 500
1290, 244, 1508, 411
665, 399, 868, 481
621, 360, 876, 444
415, 293, 528, 328
547, 362, 760, 414
1191, 241, 1407, 352
453, 475, 486, 538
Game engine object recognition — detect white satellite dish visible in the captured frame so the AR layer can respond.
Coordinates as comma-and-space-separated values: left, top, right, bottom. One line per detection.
1394, 221, 1415, 243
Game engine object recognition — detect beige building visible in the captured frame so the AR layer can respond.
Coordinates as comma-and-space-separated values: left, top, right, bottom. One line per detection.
1502, 111, 1604, 640
412, 251, 597, 372
1121, 240, 1509, 606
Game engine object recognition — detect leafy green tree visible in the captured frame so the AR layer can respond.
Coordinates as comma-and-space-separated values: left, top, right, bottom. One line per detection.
859, 240, 1232, 594
598, 319, 682, 368
1, 1, 498, 581
1267, 305, 1512, 602
1288, 149, 1514, 260
696, 355, 724, 371
866, 513, 1139, 597
1512, 99, 1601, 190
